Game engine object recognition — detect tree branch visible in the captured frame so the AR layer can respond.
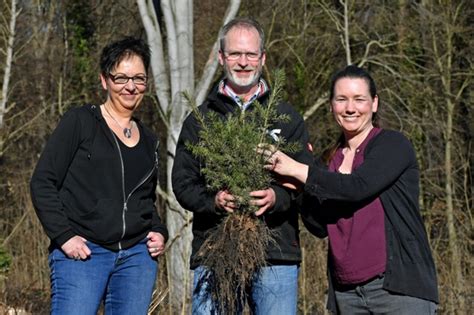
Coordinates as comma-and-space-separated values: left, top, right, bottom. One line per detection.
340, 0, 352, 65
303, 93, 327, 121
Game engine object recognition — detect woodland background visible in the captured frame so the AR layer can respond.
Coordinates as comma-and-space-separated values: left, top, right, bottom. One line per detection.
0, 0, 472, 314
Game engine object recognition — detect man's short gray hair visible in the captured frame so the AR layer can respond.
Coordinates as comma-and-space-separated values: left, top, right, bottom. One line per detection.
219, 17, 265, 53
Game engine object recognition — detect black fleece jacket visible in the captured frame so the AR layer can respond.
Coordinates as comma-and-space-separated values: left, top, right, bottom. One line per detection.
172, 82, 313, 269
30, 104, 168, 251
300, 130, 439, 313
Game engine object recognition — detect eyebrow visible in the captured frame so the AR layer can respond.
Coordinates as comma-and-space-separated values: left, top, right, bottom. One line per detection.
112, 72, 147, 76
225, 50, 260, 53
335, 93, 369, 97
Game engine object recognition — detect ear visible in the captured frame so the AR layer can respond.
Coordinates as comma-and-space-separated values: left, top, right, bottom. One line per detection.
218, 50, 225, 66
100, 73, 108, 90
372, 95, 379, 113
261, 51, 266, 66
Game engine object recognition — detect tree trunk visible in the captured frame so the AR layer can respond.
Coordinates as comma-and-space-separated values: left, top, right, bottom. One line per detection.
0, 0, 17, 129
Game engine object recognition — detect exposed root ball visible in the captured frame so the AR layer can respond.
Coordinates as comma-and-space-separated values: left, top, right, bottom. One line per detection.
195, 213, 275, 314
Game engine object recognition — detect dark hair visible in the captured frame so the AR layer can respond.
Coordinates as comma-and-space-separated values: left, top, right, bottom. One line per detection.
219, 17, 265, 53
322, 65, 380, 164
99, 37, 151, 76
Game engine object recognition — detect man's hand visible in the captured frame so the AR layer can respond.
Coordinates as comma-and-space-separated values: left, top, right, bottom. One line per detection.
250, 188, 276, 216
215, 190, 236, 213
61, 235, 91, 260
147, 232, 166, 257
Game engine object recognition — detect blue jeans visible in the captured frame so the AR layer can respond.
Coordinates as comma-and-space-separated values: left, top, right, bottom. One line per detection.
335, 274, 437, 314
49, 239, 158, 315
192, 265, 299, 315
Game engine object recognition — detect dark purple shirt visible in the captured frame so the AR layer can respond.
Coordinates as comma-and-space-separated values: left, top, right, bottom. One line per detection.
328, 127, 386, 285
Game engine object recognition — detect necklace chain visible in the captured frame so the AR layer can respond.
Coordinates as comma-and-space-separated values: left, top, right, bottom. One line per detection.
103, 104, 134, 138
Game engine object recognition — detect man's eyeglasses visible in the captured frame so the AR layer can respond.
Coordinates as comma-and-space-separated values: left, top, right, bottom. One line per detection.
108, 73, 148, 85
223, 51, 262, 61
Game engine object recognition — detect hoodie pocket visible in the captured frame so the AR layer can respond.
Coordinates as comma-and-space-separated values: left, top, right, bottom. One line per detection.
76, 198, 123, 242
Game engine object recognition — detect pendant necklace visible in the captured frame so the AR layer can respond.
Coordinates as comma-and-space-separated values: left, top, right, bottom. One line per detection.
103, 104, 134, 138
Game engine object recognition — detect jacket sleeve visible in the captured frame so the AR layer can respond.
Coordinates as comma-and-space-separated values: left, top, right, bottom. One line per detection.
304, 131, 416, 203
151, 178, 169, 241
172, 114, 221, 215
30, 110, 82, 246
151, 205, 169, 241
147, 140, 169, 241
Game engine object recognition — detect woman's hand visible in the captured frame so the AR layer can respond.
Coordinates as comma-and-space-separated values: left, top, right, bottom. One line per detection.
61, 235, 91, 260
147, 232, 166, 257
260, 147, 309, 188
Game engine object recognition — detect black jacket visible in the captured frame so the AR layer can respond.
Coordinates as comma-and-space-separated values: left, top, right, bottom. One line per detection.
172, 82, 313, 269
300, 130, 439, 313
30, 104, 168, 250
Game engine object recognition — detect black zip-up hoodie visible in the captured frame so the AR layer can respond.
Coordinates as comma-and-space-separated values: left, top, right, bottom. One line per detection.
172, 81, 313, 269
30, 104, 168, 250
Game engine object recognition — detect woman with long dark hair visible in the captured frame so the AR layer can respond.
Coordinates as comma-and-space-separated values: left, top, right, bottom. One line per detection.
264, 65, 438, 314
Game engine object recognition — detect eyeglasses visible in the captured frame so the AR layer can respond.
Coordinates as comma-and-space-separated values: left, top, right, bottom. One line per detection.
108, 73, 148, 85
223, 51, 262, 61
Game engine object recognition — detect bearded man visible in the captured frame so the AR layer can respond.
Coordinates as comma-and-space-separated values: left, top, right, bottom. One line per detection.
172, 17, 313, 315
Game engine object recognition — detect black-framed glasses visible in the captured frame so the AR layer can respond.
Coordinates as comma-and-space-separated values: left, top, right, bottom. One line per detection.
223, 51, 262, 61
108, 73, 148, 85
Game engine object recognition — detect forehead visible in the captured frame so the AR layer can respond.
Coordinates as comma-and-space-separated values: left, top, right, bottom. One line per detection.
224, 27, 261, 51
113, 54, 145, 73
334, 77, 370, 94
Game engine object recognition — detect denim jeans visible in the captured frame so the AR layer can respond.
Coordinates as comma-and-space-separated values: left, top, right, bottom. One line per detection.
192, 264, 299, 315
49, 238, 158, 315
335, 274, 437, 314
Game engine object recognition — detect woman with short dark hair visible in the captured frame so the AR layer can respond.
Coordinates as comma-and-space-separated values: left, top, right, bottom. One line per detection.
30, 37, 167, 315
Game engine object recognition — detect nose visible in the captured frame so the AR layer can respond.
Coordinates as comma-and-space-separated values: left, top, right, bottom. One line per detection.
345, 99, 356, 112
236, 54, 250, 66
124, 79, 137, 90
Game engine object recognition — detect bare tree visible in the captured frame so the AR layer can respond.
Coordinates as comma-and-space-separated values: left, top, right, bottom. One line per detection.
420, 1, 471, 312
137, 0, 240, 312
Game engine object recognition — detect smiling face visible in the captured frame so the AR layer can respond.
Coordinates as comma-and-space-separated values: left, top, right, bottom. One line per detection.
331, 77, 378, 139
100, 54, 147, 112
218, 27, 266, 94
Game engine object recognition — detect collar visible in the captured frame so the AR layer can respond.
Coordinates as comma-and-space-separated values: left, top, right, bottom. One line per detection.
218, 79, 269, 110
